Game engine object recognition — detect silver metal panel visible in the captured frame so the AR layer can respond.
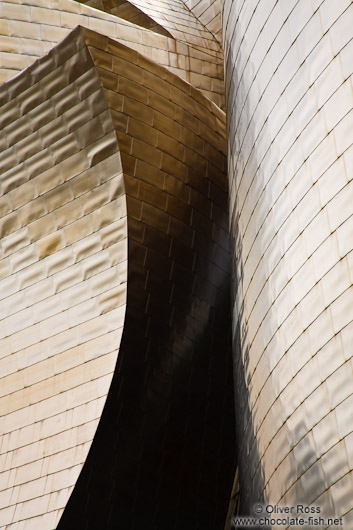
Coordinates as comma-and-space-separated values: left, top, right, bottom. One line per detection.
224, 0, 353, 520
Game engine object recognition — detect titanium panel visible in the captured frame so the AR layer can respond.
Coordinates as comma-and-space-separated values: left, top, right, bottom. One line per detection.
0, 23, 236, 530
74, 0, 221, 51
0, 32, 128, 530
0, 0, 225, 108
56, 27, 235, 530
223, 0, 353, 522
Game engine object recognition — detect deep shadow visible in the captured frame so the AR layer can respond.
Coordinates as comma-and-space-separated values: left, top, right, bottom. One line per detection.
229, 208, 266, 524
223, 22, 267, 525
58, 162, 237, 530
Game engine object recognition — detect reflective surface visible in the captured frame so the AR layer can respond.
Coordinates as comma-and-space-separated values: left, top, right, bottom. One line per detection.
0, 24, 236, 530
57, 27, 235, 530
223, 0, 353, 521
75, 0, 221, 48
0, 31, 128, 529
0, 0, 224, 108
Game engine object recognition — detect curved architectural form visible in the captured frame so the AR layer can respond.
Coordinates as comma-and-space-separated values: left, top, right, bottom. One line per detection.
0, 31, 129, 529
0, 21, 235, 530
184, 0, 222, 43
57, 29, 234, 530
2, 0, 353, 528
76, 0, 174, 38
75, 0, 221, 49
224, 0, 353, 524
0, 0, 224, 108
100, 0, 221, 52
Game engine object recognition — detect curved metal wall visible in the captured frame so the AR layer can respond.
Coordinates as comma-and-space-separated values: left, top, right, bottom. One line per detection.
57, 27, 235, 530
76, 0, 221, 51
0, 33, 128, 529
184, 0, 223, 43
0, 0, 224, 108
224, 0, 353, 523
0, 23, 236, 530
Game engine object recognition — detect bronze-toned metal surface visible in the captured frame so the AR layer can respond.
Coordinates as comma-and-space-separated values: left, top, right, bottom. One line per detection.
3, 0, 353, 527
57, 27, 235, 530
74, 0, 221, 51
73, 0, 174, 38
0, 30, 128, 529
0, 0, 225, 109
0, 25, 235, 530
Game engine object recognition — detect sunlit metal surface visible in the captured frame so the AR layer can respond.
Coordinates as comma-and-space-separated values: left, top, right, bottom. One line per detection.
57, 27, 235, 530
0, 25, 235, 530
0, 0, 224, 109
224, 0, 353, 523
3, 0, 352, 527
74, 0, 221, 49
0, 31, 128, 529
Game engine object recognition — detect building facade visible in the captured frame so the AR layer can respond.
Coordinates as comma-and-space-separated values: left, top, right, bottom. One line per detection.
224, 0, 353, 524
1, 0, 353, 528
0, 2, 235, 529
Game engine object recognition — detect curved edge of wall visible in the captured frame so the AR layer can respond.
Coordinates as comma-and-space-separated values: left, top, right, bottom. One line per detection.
224, 0, 353, 525
0, 25, 236, 530
0, 0, 225, 109
0, 27, 128, 530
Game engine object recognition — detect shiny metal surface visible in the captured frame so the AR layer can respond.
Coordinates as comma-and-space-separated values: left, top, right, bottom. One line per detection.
0, 31, 128, 529
184, 0, 222, 43
56, 27, 235, 530
223, 0, 353, 521
0, 0, 225, 108
3, 0, 352, 526
75, 0, 221, 50
0, 23, 235, 530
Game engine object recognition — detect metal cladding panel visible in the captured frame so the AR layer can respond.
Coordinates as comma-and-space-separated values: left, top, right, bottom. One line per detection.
56, 27, 235, 530
0, 0, 225, 108
0, 29, 128, 530
0, 25, 236, 530
75, 0, 221, 50
223, 0, 353, 521
183, 0, 223, 43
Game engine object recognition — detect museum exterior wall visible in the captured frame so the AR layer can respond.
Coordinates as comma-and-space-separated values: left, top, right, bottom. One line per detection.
0, 22, 235, 530
223, 0, 353, 522
0, 0, 224, 108
0, 32, 129, 529
3, 0, 353, 527
184, 0, 222, 43
57, 28, 235, 530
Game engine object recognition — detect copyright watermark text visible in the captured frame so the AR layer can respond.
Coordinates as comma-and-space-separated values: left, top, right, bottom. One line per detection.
232, 504, 344, 527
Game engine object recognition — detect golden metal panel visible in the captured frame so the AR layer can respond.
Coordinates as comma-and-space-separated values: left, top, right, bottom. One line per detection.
1, 229, 30, 258
49, 27, 235, 530
18, 198, 47, 226
0, 212, 20, 239
122, 93, 154, 124
1, 165, 28, 195
0, 7, 233, 527
0, 29, 129, 530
